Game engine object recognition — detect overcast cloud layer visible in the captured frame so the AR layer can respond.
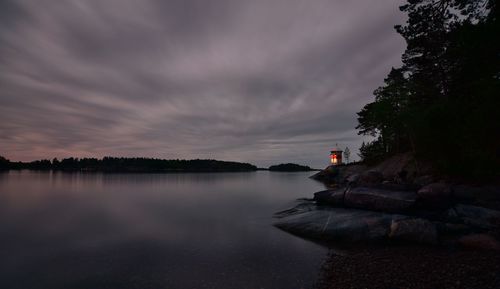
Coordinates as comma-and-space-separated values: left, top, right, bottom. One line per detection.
0, 0, 406, 168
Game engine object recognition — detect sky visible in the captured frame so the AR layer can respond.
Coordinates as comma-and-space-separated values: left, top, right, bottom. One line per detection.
0, 0, 406, 168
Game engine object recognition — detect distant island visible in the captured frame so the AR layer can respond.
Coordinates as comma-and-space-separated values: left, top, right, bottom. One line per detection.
0, 156, 320, 173
268, 163, 315, 172
0, 156, 257, 172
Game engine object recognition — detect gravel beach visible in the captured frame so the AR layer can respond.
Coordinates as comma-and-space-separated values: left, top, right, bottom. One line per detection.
314, 244, 500, 289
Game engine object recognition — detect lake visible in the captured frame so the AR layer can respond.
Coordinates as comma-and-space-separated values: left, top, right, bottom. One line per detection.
0, 170, 327, 289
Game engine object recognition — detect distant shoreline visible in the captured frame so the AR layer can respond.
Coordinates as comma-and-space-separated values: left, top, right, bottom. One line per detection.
0, 157, 257, 173
0, 156, 317, 173
2, 169, 259, 174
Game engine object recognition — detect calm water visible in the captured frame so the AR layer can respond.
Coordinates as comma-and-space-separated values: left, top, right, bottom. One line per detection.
0, 170, 327, 289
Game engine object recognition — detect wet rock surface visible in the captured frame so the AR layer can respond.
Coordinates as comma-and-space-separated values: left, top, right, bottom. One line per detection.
389, 218, 437, 244
356, 170, 384, 186
276, 195, 500, 246
296, 159, 500, 288
417, 182, 453, 208
278, 163, 500, 248
275, 204, 404, 241
447, 204, 500, 230
344, 187, 416, 213
313, 187, 417, 213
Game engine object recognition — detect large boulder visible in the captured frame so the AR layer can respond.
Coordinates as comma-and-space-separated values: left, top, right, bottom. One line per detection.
357, 170, 384, 186
313, 189, 345, 205
453, 185, 499, 201
273, 201, 318, 219
435, 222, 473, 236
313, 187, 417, 213
446, 204, 500, 230
389, 218, 438, 244
417, 182, 453, 208
309, 165, 340, 183
370, 153, 422, 181
346, 173, 360, 185
274, 203, 404, 242
413, 175, 435, 187
343, 187, 417, 213
453, 185, 500, 210
310, 164, 367, 185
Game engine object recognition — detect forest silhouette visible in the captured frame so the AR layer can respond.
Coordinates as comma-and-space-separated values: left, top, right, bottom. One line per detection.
356, 0, 499, 177
0, 156, 257, 172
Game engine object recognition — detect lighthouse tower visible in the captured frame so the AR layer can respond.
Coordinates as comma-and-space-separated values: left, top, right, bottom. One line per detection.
330, 144, 343, 165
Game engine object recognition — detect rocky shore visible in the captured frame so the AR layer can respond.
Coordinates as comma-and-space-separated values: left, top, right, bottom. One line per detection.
274, 154, 500, 250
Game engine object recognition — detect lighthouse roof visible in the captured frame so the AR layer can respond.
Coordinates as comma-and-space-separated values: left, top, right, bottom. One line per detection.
331, 143, 342, 152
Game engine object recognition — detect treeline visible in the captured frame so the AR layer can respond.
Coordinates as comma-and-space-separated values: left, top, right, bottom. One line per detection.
356, 0, 499, 177
0, 156, 257, 172
268, 163, 314, 172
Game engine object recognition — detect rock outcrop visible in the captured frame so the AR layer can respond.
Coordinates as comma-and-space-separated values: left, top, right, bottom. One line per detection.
416, 182, 452, 208
275, 197, 500, 247
389, 218, 437, 244
345, 187, 416, 213
314, 187, 417, 213
275, 203, 406, 242
278, 159, 500, 249
310, 164, 367, 186
446, 204, 500, 230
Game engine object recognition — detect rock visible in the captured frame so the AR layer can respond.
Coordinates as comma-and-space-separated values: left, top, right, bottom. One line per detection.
310, 164, 367, 185
312, 187, 417, 213
343, 187, 417, 213
313, 189, 345, 205
357, 170, 384, 186
372, 182, 421, 192
413, 175, 435, 187
417, 182, 453, 208
389, 218, 438, 244
447, 204, 500, 230
310, 165, 339, 183
274, 204, 404, 242
452, 185, 477, 202
458, 234, 500, 251
337, 164, 369, 184
369, 152, 430, 181
435, 222, 473, 236
274, 201, 318, 219
453, 185, 500, 210
346, 173, 360, 185
453, 185, 499, 200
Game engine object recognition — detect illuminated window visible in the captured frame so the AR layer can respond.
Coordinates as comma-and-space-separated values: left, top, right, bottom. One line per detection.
331, 154, 337, 164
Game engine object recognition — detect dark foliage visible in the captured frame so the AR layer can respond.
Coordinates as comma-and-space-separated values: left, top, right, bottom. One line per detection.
268, 163, 313, 172
357, 0, 499, 177
358, 140, 387, 166
0, 156, 257, 172
0, 156, 10, 170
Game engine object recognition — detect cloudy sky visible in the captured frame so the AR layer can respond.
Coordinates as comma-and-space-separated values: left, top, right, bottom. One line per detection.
0, 0, 406, 168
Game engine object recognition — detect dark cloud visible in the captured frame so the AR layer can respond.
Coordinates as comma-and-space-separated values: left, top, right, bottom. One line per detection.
0, 0, 406, 167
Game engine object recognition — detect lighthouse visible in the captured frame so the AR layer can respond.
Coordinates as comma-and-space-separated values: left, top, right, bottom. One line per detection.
330, 145, 343, 165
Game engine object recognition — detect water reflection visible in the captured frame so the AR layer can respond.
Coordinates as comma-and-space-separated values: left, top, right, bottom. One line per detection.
0, 171, 327, 289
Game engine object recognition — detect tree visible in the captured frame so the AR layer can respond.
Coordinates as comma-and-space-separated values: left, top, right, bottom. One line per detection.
358, 140, 386, 165
0, 156, 10, 170
356, 0, 499, 176
343, 147, 351, 164
357, 68, 412, 154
